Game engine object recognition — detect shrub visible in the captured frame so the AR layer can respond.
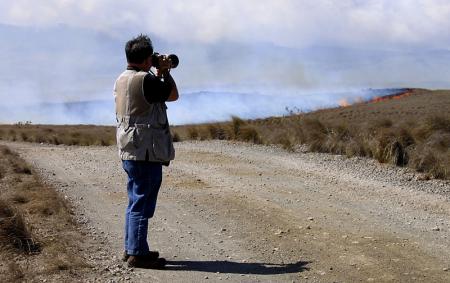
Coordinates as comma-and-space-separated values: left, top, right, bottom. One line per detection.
1, 147, 13, 155
396, 127, 415, 147
198, 128, 209, 141
0, 199, 40, 254
34, 135, 46, 144
424, 116, 450, 132
370, 129, 408, 165
302, 118, 327, 142
172, 131, 181, 142
231, 116, 246, 138
5, 263, 24, 280
10, 194, 29, 204
20, 132, 29, 142
207, 124, 228, 140
414, 116, 450, 141
274, 134, 294, 151
52, 136, 61, 145
425, 132, 450, 152
300, 118, 328, 152
321, 123, 352, 154
371, 118, 393, 129
345, 138, 367, 157
187, 127, 199, 140
237, 125, 262, 144
410, 150, 448, 179
12, 162, 32, 175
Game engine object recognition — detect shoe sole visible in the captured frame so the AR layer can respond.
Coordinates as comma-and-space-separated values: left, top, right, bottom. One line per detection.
122, 251, 159, 262
127, 257, 166, 269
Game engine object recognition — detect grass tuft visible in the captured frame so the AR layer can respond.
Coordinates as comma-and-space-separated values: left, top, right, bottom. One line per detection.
172, 131, 181, 142
10, 194, 29, 204
187, 127, 199, 140
0, 199, 40, 254
236, 125, 263, 144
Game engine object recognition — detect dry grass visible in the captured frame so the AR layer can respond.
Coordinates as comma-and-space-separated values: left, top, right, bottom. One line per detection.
0, 145, 91, 280
0, 124, 115, 146
3, 262, 24, 281
0, 199, 39, 254
172, 89, 450, 179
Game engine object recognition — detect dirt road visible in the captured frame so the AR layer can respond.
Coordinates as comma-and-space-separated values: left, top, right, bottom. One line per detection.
4, 140, 450, 282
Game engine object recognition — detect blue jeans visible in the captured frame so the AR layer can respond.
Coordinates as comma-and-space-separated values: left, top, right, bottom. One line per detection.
122, 160, 162, 256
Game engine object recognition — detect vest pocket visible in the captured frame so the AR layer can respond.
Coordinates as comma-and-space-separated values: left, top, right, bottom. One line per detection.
117, 126, 137, 150
152, 129, 174, 161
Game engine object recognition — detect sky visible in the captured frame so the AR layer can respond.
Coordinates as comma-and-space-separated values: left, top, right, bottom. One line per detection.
1, 0, 450, 124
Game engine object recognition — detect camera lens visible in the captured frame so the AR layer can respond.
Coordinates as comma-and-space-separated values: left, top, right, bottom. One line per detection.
168, 54, 179, 68
151, 53, 179, 69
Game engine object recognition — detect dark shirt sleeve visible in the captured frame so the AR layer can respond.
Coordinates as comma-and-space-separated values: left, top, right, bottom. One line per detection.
143, 73, 172, 103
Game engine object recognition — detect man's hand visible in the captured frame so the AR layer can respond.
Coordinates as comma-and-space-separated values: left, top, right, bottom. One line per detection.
156, 56, 172, 78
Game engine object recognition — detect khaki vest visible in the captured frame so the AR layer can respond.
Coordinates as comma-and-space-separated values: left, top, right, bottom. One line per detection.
114, 69, 175, 162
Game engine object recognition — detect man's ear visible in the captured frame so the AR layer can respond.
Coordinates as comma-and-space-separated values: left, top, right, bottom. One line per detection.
146, 56, 152, 66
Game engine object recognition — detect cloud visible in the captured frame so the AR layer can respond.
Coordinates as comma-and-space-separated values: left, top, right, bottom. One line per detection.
1, 1, 450, 49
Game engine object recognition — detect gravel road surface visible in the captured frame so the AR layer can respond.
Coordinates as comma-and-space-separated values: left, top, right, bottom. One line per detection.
4, 140, 450, 282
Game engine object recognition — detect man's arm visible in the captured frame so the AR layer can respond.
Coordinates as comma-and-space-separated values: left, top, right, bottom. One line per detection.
157, 56, 179, 102
161, 72, 179, 102
143, 68, 178, 103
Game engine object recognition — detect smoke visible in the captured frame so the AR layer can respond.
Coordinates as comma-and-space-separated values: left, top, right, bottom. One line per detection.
1, 23, 450, 125
0, 88, 406, 125
168, 88, 409, 125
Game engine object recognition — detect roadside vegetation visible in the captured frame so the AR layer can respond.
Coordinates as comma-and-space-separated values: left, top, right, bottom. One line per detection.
1, 89, 448, 180
0, 124, 115, 146
0, 145, 90, 281
173, 89, 450, 180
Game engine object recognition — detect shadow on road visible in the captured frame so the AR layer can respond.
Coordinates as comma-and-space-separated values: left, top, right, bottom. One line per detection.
165, 260, 310, 275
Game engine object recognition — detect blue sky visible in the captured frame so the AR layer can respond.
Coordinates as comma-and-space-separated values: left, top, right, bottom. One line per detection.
1, 1, 450, 124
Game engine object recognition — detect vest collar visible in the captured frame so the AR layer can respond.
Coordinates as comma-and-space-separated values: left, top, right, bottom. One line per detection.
127, 66, 143, 71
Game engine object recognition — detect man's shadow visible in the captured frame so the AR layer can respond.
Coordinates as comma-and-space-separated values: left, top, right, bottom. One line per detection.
165, 260, 310, 275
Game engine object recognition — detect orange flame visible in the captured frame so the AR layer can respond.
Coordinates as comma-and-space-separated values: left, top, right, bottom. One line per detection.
338, 89, 413, 108
368, 89, 413, 104
339, 99, 350, 107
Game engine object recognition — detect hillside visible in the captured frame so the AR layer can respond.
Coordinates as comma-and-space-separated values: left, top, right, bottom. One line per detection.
175, 89, 450, 179
296, 88, 450, 124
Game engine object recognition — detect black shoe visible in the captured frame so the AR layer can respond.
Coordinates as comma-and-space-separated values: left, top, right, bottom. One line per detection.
122, 250, 159, 262
127, 256, 166, 269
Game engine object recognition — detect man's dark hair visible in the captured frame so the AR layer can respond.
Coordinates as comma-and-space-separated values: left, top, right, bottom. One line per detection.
125, 34, 153, 64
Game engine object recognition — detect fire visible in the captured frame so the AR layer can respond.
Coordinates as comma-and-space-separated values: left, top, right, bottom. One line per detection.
339, 99, 351, 107
338, 89, 413, 107
338, 96, 365, 107
338, 89, 413, 108
368, 89, 413, 104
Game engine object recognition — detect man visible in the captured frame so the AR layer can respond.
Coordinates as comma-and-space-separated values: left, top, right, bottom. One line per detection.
113, 34, 178, 269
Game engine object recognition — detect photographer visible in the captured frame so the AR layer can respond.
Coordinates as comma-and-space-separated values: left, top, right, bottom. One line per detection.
113, 34, 178, 269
